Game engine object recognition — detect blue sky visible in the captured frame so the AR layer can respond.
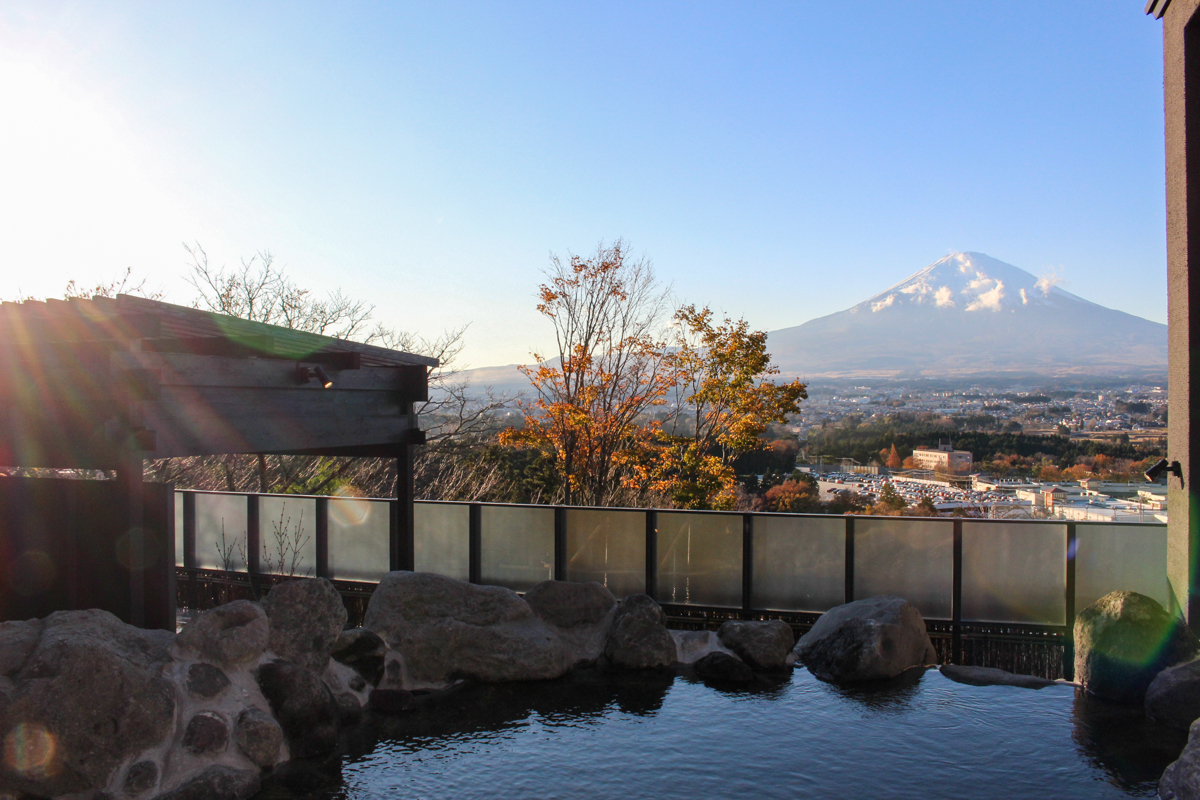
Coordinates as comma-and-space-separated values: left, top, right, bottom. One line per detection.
0, 2, 1167, 368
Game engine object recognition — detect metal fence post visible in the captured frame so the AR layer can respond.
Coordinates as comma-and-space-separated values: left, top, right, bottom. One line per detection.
742, 513, 754, 611
1065, 522, 1078, 681
315, 496, 329, 579
844, 516, 856, 604
554, 506, 567, 581
469, 503, 482, 584
952, 519, 963, 664
645, 510, 658, 600
182, 492, 197, 569
246, 494, 260, 575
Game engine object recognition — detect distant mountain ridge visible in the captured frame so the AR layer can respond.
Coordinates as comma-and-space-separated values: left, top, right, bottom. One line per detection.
457, 252, 1167, 392
766, 252, 1166, 379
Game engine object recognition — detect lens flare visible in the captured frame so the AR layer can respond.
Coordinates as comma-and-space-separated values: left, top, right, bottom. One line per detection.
4, 723, 56, 779
330, 485, 371, 527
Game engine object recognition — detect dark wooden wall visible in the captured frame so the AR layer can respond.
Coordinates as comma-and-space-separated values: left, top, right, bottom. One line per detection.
0, 477, 175, 630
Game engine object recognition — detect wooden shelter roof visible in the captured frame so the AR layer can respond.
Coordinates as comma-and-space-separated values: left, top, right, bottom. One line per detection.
0, 294, 436, 468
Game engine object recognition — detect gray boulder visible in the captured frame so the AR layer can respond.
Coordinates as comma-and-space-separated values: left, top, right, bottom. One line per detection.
124, 760, 159, 796
261, 578, 348, 673
0, 609, 176, 797
524, 580, 617, 665
331, 628, 387, 686
176, 600, 269, 667
255, 660, 340, 759
185, 662, 231, 699
795, 595, 937, 683
1159, 718, 1200, 799
693, 651, 753, 684
234, 706, 283, 769
1074, 591, 1198, 704
1147, 659, 1200, 730
151, 765, 260, 800
939, 664, 1055, 689
181, 711, 229, 755
603, 594, 676, 670
524, 580, 616, 629
363, 571, 569, 686
672, 630, 734, 664
718, 620, 795, 671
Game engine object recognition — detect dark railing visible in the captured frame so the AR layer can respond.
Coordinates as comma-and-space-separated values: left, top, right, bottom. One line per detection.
173, 491, 1170, 681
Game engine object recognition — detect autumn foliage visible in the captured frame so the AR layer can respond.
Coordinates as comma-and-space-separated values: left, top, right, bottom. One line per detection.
504, 243, 806, 509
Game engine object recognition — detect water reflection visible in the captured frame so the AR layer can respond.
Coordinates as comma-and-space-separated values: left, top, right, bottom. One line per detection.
252, 668, 1185, 800
817, 665, 927, 713
1071, 688, 1186, 795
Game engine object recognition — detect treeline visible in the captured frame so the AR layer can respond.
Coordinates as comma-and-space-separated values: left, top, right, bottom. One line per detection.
804, 424, 1164, 472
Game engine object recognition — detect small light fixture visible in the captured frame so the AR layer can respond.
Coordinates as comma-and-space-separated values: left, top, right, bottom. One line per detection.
296, 364, 335, 389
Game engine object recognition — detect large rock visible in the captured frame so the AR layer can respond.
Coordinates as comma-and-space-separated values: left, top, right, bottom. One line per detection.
603, 594, 676, 670
524, 580, 617, 665
795, 595, 936, 683
363, 571, 569, 686
693, 651, 753, 684
1147, 659, 1200, 730
151, 765, 260, 800
1074, 591, 1198, 704
718, 620, 795, 671
331, 628, 387, 686
524, 580, 616, 629
1159, 718, 1200, 800
234, 706, 283, 769
672, 630, 735, 664
261, 578, 348, 674
0, 609, 176, 797
938, 664, 1055, 690
255, 660, 340, 759
177, 600, 269, 667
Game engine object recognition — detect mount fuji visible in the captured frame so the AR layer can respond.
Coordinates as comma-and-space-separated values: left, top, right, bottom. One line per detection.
765, 252, 1167, 379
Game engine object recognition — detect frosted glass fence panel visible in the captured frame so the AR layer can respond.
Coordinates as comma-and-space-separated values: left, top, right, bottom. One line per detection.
563, 509, 645, 598
752, 515, 845, 612
194, 493, 248, 571
854, 518, 953, 619
962, 522, 1066, 625
1075, 524, 1169, 611
257, 496, 317, 577
175, 492, 185, 567
328, 498, 391, 582
480, 505, 554, 592
656, 512, 741, 608
414, 502, 470, 581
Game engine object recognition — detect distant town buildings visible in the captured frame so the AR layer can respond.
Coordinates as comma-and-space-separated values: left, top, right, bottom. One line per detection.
910, 441, 973, 474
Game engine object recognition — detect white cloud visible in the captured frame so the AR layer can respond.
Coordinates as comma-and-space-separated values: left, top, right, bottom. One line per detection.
934, 286, 955, 307
1036, 270, 1064, 295
965, 280, 1005, 311
1020, 288, 1028, 305
871, 294, 896, 312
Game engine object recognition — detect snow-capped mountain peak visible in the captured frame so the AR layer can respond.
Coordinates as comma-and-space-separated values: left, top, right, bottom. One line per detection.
853, 252, 1085, 315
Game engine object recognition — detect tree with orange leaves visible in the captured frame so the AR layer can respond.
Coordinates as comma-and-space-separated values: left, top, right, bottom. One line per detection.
631, 306, 807, 509
499, 241, 673, 506
885, 444, 902, 470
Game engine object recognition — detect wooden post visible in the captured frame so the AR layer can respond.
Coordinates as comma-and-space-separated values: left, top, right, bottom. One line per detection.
1162, 0, 1200, 626
115, 452, 145, 628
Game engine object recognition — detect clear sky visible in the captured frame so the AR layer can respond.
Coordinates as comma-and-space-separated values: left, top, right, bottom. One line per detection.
0, 1, 1167, 369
